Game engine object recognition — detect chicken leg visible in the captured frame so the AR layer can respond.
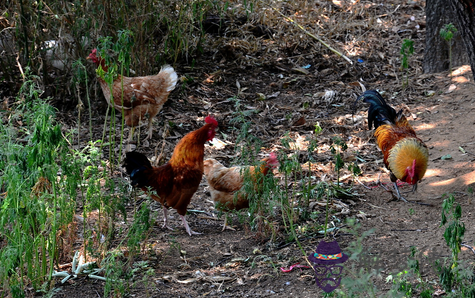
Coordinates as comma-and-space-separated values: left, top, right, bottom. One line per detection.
389, 172, 411, 202
162, 208, 174, 231
128, 126, 136, 142
144, 117, 154, 141
222, 216, 236, 231
163, 208, 201, 236
180, 215, 201, 236
392, 182, 408, 202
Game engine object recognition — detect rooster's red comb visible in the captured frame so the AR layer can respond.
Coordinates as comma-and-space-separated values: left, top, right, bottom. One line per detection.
205, 115, 218, 127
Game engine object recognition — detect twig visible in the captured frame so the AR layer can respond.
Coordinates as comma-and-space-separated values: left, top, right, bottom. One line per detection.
462, 150, 475, 156
461, 243, 475, 256
280, 263, 311, 273
15, 54, 25, 81
367, 203, 384, 209
390, 229, 427, 232
356, 177, 373, 190
262, 1, 353, 65
197, 215, 219, 221
154, 121, 169, 167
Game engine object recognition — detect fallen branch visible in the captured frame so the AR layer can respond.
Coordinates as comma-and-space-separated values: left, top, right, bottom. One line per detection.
262, 1, 353, 65
280, 263, 311, 273
462, 243, 475, 256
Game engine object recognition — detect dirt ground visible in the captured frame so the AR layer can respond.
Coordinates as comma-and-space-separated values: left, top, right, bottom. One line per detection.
19, 1, 474, 297
51, 67, 475, 298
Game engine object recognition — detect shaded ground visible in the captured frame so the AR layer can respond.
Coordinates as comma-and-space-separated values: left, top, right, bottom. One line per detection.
14, 1, 473, 297
52, 67, 475, 298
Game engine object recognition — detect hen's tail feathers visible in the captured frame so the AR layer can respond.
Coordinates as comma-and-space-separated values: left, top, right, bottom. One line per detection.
124, 152, 152, 187
356, 90, 398, 130
159, 65, 178, 92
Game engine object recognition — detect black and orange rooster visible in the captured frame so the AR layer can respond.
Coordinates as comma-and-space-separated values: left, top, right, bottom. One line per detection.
356, 90, 429, 201
123, 115, 218, 236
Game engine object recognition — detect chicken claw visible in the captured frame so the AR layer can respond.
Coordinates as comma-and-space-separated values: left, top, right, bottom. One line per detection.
392, 182, 409, 203
180, 215, 201, 236
222, 216, 236, 231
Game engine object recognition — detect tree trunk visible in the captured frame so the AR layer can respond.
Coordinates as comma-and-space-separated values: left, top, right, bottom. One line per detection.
449, 0, 475, 79
423, 0, 469, 73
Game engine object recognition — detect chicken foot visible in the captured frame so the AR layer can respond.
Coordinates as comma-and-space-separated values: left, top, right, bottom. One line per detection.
128, 126, 137, 143
180, 215, 202, 236
127, 120, 152, 142
392, 182, 409, 203
143, 117, 154, 141
160, 203, 201, 236
388, 172, 409, 202
377, 178, 408, 202
380, 180, 432, 206
162, 208, 174, 231
222, 216, 236, 231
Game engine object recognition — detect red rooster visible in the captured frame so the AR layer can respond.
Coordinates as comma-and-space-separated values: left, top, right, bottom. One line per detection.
88, 49, 178, 141
356, 90, 429, 201
203, 153, 279, 230
123, 116, 218, 236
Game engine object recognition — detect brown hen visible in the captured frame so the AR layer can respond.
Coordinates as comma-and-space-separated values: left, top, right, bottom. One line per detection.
203, 153, 279, 230
88, 49, 178, 141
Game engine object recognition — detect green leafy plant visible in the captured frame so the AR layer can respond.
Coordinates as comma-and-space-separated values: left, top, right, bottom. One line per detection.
332, 219, 381, 297
386, 246, 434, 298
227, 95, 282, 238
95, 30, 135, 163
330, 137, 348, 186
400, 39, 414, 88
440, 23, 458, 77
127, 201, 156, 256
0, 69, 133, 297
435, 194, 475, 296
0, 73, 75, 295
440, 194, 465, 270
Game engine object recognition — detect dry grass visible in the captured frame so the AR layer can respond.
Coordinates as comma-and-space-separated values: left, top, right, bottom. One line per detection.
0, 0, 417, 106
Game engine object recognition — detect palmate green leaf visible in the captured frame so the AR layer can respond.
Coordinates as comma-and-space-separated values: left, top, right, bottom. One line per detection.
440, 23, 457, 42
454, 204, 462, 219
348, 162, 361, 176
439, 265, 454, 292
400, 39, 414, 71
335, 153, 344, 171
440, 211, 447, 226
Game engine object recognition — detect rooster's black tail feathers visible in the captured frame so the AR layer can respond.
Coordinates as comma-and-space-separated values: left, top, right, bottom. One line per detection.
124, 151, 152, 187
355, 90, 398, 130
